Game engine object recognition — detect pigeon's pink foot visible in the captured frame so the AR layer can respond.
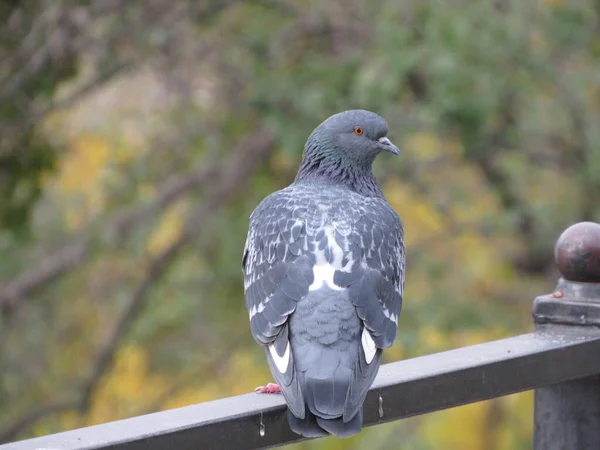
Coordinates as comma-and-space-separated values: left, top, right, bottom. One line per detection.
254, 382, 281, 394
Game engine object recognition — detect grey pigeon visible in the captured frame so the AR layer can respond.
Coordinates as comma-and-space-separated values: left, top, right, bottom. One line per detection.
242, 110, 405, 438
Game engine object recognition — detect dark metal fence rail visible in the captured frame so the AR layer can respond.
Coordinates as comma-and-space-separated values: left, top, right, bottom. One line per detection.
2, 221, 599, 450
3, 328, 600, 450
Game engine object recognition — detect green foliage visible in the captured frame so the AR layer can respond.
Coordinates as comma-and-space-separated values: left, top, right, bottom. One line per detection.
1, 0, 599, 448
0, 2, 81, 235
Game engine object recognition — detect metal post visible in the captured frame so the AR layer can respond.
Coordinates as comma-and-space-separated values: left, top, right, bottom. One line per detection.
533, 221, 600, 450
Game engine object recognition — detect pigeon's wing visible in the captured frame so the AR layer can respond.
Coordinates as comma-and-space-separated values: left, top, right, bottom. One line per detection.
335, 198, 404, 348
243, 190, 314, 344
334, 197, 405, 420
242, 189, 314, 418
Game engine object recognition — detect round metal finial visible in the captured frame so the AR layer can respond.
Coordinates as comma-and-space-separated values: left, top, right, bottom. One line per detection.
554, 222, 600, 283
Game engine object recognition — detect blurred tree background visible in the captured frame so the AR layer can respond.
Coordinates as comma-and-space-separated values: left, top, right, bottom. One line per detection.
0, 0, 598, 448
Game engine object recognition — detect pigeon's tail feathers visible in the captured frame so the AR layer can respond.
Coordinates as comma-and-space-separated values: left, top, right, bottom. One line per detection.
300, 348, 374, 437
287, 409, 329, 438
289, 344, 365, 438
303, 361, 352, 419
287, 409, 363, 439
316, 408, 363, 438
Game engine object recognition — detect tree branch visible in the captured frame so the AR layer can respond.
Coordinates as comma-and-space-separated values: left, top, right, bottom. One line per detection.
78, 233, 188, 412
0, 147, 230, 315
0, 130, 275, 443
0, 0, 130, 102
0, 0, 274, 315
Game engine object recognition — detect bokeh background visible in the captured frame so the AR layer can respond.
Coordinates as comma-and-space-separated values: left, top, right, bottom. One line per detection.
1, 0, 599, 448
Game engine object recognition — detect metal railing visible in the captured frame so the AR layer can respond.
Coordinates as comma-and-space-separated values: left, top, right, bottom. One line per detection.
3, 221, 600, 450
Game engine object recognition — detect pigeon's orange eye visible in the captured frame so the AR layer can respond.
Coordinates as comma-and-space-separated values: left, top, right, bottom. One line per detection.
354, 127, 364, 136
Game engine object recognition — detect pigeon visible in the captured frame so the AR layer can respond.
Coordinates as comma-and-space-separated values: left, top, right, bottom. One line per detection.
242, 110, 405, 438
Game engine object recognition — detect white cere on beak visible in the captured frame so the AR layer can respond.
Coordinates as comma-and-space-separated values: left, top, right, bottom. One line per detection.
378, 137, 392, 146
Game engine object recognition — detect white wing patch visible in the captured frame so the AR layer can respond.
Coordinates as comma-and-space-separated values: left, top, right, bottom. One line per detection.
309, 264, 342, 291
269, 341, 290, 373
361, 328, 377, 364
309, 225, 350, 292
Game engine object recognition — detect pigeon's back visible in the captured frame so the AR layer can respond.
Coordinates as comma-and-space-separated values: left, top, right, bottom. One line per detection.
243, 180, 404, 438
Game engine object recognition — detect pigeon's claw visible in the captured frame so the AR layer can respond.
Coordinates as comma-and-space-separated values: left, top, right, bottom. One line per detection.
254, 382, 282, 394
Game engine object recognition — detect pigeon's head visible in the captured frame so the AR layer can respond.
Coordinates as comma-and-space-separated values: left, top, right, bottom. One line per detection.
306, 110, 400, 167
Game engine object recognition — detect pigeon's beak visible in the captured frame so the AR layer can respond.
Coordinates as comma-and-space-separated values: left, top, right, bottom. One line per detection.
378, 136, 400, 156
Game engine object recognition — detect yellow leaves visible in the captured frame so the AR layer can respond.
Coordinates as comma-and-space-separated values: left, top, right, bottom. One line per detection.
405, 133, 442, 160
227, 351, 271, 396
56, 135, 110, 194
453, 328, 507, 348
421, 393, 533, 450
109, 346, 153, 399
421, 401, 490, 450
385, 131, 496, 248
53, 345, 170, 431
497, 392, 534, 448
52, 133, 136, 230
383, 341, 404, 363
404, 132, 463, 162
449, 186, 497, 226
453, 233, 506, 298
163, 348, 272, 410
146, 202, 186, 256
164, 383, 216, 411
385, 170, 509, 302
384, 130, 520, 305
86, 346, 167, 425
419, 326, 448, 351
54, 134, 111, 228
54, 411, 81, 435
385, 179, 445, 246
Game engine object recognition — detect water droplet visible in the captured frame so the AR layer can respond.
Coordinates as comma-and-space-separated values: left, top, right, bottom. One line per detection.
378, 393, 384, 418
259, 413, 265, 437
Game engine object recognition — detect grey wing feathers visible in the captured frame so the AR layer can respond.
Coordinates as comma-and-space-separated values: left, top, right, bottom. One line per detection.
335, 199, 405, 349
243, 191, 314, 345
